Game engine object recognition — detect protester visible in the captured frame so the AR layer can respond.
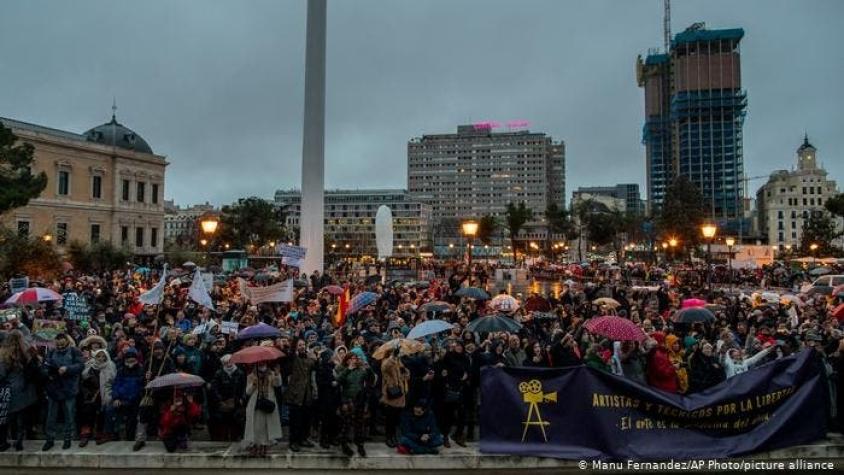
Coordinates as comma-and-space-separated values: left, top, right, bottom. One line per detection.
242, 363, 282, 457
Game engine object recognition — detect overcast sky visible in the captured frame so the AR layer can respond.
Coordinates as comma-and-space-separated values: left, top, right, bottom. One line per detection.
1, 0, 841, 207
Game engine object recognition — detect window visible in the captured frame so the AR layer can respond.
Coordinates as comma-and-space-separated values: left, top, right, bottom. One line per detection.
137, 182, 146, 203
90, 224, 101, 243
17, 221, 30, 237
152, 184, 159, 204
92, 175, 102, 199
56, 222, 68, 246
58, 171, 70, 196
122, 180, 130, 201
151, 227, 158, 247
136, 227, 144, 247
121, 226, 129, 244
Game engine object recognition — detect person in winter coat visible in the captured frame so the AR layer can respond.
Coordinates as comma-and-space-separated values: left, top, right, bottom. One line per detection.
158, 390, 202, 452
664, 334, 688, 393
315, 347, 340, 449
645, 332, 679, 393
208, 354, 246, 441
397, 399, 444, 455
380, 348, 409, 448
335, 351, 375, 457
242, 363, 283, 457
111, 348, 145, 442
282, 338, 317, 451
436, 341, 470, 448
503, 335, 526, 367
133, 340, 174, 452
42, 333, 84, 451
79, 349, 116, 446
0, 331, 39, 452
688, 342, 725, 392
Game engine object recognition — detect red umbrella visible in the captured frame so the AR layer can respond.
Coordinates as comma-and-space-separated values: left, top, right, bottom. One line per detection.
832, 304, 844, 321
324, 285, 345, 296
584, 316, 647, 342
230, 345, 284, 365
524, 296, 551, 312
4, 288, 63, 306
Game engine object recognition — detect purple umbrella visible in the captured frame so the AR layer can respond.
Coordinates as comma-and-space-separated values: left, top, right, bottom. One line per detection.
236, 322, 281, 340
346, 292, 379, 315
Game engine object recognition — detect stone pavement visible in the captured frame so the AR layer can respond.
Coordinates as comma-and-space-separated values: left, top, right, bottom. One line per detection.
1, 436, 842, 473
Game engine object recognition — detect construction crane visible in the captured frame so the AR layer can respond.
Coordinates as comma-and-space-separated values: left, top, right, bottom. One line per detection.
663, 0, 671, 53
736, 174, 769, 243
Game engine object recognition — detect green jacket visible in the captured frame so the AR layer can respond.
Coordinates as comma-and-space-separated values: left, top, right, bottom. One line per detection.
334, 366, 374, 403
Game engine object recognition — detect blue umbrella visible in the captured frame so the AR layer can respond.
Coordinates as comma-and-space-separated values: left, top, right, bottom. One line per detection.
236, 322, 280, 340
455, 287, 490, 300
346, 292, 379, 315
407, 319, 454, 340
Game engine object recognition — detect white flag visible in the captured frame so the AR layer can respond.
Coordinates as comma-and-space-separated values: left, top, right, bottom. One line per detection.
138, 265, 167, 305
188, 268, 214, 309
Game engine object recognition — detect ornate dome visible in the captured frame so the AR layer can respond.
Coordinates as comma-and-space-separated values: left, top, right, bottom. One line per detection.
84, 114, 153, 154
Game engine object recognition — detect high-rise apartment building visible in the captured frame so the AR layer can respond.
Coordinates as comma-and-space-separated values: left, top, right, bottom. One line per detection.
637, 23, 747, 231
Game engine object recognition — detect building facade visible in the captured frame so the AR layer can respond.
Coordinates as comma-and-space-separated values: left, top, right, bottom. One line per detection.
573, 184, 643, 215
274, 189, 432, 258
163, 200, 216, 247
637, 23, 747, 233
1, 114, 167, 256
756, 136, 839, 249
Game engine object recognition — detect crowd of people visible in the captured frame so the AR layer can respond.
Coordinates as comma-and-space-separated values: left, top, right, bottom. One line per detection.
0, 259, 842, 457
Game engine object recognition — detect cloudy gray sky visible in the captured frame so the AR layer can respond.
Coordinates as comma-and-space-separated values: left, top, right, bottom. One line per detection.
1, 0, 841, 207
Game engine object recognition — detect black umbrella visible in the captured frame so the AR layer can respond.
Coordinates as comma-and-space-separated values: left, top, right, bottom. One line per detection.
455, 287, 490, 300
417, 301, 453, 314
673, 307, 715, 323
466, 314, 523, 334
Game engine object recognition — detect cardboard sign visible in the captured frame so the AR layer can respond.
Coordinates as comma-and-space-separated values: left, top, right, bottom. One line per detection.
0, 308, 21, 323
62, 292, 91, 321
32, 319, 67, 342
278, 244, 307, 260
221, 321, 239, 335
8, 277, 28, 294
281, 256, 305, 268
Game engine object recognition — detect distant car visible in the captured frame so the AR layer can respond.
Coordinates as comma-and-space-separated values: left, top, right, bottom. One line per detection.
801, 275, 844, 294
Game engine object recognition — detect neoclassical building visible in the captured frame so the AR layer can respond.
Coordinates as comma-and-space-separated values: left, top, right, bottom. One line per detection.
756, 135, 839, 248
0, 112, 167, 256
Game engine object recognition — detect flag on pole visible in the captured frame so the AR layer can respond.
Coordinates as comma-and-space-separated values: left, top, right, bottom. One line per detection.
138, 265, 168, 306
333, 285, 350, 327
188, 268, 214, 309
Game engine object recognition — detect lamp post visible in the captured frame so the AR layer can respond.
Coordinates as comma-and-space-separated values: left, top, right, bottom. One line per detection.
725, 237, 735, 289
701, 223, 717, 296
199, 213, 219, 266
809, 243, 819, 266
462, 220, 479, 285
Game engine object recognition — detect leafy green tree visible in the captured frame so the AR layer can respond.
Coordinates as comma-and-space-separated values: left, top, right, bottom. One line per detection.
505, 202, 533, 263
477, 215, 499, 246
67, 241, 132, 273
544, 203, 572, 258
217, 197, 285, 249
800, 211, 841, 256
0, 226, 62, 280
826, 193, 844, 219
657, 176, 706, 256
0, 121, 47, 214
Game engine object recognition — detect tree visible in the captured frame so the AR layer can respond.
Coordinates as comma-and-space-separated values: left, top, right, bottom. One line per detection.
67, 241, 132, 273
0, 227, 62, 280
477, 215, 499, 246
657, 176, 706, 256
826, 193, 844, 219
505, 202, 532, 263
0, 122, 48, 215
545, 203, 573, 258
217, 197, 285, 249
799, 211, 841, 256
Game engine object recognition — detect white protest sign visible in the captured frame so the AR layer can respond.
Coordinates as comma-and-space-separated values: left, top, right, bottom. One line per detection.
9, 277, 29, 294
221, 321, 239, 335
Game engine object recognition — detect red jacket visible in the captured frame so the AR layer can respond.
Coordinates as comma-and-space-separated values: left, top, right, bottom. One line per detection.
159, 399, 202, 439
646, 347, 679, 393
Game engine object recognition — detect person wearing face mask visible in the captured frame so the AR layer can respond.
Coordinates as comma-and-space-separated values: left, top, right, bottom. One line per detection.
79, 349, 116, 447
242, 363, 283, 457
41, 333, 83, 451
110, 348, 145, 443
208, 354, 246, 441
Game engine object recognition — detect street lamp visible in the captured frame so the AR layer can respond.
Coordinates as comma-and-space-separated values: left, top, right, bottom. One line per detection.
700, 223, 717, 295
809, 243, 819, 265
462, 220, 478, 284
725, 237, 735, 288
42, 234, 52, 243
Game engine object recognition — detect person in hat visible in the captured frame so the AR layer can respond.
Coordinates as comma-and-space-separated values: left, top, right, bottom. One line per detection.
41, 333, 84, 451
645, 332, 678, 394
79, 349, 117, 446
283, 337, 317, 452
110, 348, 145, 442
335, 351, 375, 457
208, 354, 246, 441
397, 398, 443, 455
242, 362, 282, 457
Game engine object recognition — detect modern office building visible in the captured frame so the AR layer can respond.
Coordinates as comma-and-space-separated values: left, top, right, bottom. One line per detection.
756, 136, 840, 249
274, 189, 432, 258
637, 23, 747, 232
573, 184, 643, 215
0, 113, 167, 257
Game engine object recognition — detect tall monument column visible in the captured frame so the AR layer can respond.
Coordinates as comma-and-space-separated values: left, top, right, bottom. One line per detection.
299, 0, 327, 274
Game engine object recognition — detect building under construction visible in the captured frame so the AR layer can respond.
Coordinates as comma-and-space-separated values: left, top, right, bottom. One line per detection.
637, 22, 747, 233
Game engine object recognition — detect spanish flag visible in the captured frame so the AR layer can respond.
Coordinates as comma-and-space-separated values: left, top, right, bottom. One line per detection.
333, 285, 350, 327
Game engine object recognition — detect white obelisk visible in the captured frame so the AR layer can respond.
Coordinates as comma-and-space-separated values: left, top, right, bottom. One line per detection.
299, 0, 327, 274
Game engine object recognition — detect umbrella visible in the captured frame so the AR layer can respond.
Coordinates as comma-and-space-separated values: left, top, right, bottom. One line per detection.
673, 307, 716, 324
365, 275, 382, 286
146, 372, 205, 390
489, 294, 519, 312
183, 261, 197, 268
454, 287, 490, 300
583, 316, 646, 342
467, 314, 523, 334
523, 296, 551, 312
592, 297, 620, 308
832, 304, 844, 321
230, 345, 284, 365
760, 292, 780, 303
372, 339, 425, 360
324, 285, 345, 296
293, 279, 309, 289
407, 319, 453, 340
809, 267, 832, 276
346, 292, 379, 315
417, 301, 453, 314
704, 304, 725, 313
236, 322, 281, 340
531, 311, 558, 321
681, 298, 707, 308
4, 288, 63, 306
